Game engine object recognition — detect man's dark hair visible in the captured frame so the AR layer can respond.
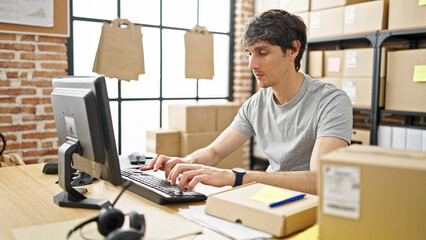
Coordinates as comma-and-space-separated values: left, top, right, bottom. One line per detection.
241, 9, 307, 72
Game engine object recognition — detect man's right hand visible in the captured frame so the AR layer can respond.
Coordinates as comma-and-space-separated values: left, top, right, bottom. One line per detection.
139, 155, 190, 178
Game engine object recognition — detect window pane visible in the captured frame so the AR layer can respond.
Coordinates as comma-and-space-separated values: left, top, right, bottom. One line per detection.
198, 34, 230, 98
199, 0, 230, 33
121, 101, 160, 155
73, 0, 117, 20
121, 27, 160, 98
162, 0, 197, 29
121, 0, 160, 25
161, 100, 197, 129
162, 29, 196, 98
73, 20, 118, 99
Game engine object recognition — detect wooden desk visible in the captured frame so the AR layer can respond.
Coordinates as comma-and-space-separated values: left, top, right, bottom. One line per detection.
0, 164, 317, 240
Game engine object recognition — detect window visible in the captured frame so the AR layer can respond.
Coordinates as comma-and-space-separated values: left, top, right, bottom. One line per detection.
68, 0, 234, 155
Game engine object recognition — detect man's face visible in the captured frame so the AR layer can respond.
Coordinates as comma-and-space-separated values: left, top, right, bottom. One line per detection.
246, 40, 291, 88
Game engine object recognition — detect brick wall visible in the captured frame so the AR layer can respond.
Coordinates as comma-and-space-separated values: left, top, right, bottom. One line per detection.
0, 33, 67, 164
233, 0, 255, 166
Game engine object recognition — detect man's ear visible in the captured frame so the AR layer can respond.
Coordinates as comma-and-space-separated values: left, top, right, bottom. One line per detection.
289, 40, 301, 57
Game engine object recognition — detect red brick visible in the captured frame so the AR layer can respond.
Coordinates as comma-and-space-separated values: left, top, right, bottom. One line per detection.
42, 141, 53, 148
20, 72, 28, 78
38, 36, 67, 44
0, 116, 12, 123
21, 35, 36, 41
6, 141, 38, 150
0, 80, 11, 86
32, 71, 67, 78
21, 80, 52, 87
22, 114, 54, 121
22, 149, 58, 157
21, 97, 51, 105
20, 53, 67, 61
0, 106, 36, 114
24, 159, 39, 164
0, 43, 35, 51
22, 131, 58, 139
41, 62, 68, 70
0, 52, 14, 59
44, 122, 56, 129
0, 61, 35, 69
0, 97, 16, 103
3, 134, 17, 141
44, 106, 53, 113
43, 88, 53, 95
0, 33, 16, 40
38, 44, 67, 53
6, 72, 19, 78
0, 124, 37, 132
0, 88, 36, 95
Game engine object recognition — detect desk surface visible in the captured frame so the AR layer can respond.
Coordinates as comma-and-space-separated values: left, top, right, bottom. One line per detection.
0, 163, 316, 240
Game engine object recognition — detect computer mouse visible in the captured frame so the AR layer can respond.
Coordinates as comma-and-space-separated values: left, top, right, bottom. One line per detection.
129, 152, 146, 165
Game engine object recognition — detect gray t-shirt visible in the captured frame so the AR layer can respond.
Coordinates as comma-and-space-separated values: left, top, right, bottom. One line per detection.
231, 73, 352, 172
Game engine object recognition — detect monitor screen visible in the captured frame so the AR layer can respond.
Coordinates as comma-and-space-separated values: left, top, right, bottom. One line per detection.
51, 76, 122, 209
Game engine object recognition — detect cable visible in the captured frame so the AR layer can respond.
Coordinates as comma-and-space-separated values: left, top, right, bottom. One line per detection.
66, 181, 133, 240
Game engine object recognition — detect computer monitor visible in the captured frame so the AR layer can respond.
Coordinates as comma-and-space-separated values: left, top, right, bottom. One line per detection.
51, 76, 122, 209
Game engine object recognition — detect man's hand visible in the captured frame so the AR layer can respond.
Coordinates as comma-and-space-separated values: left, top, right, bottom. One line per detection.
139, 155, 190, 178
167, 164, 235, 192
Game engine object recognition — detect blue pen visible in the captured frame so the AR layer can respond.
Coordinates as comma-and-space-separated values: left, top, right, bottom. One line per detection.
269, 194, 306, 208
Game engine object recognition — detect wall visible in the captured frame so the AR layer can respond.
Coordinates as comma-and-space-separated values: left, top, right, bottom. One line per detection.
0, 33, 67, 163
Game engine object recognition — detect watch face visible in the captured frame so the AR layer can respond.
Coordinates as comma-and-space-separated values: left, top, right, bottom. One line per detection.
232, 167, 246, 174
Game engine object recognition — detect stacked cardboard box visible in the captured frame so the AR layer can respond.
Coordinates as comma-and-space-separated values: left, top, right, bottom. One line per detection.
351, 128, 370, 145
319, 145, 426, 240
388, 0, 426, 31
147, 103, 245, 169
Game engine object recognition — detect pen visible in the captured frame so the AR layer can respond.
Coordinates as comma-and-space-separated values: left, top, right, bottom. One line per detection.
269, 194, 306, 208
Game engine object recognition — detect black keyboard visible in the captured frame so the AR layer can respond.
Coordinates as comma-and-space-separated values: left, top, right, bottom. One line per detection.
121, 168, 207, 205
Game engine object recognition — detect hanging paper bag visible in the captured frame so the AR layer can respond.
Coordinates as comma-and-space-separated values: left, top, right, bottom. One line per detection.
93, 18, 145, 81
184, 25, 214, 79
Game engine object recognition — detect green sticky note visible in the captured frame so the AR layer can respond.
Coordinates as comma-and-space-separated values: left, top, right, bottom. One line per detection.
249, 186, 292, 204
419, 0, 426, 6
413, 65, 426, 82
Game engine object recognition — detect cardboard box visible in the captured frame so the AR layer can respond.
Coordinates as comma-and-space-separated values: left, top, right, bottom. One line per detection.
215, 145, 244, 169
310, 0, 369, 11
216, 102, 241, 132
309, 7, 345, 39
205, 183, 318, 237
318, 77, 343, 89
406, 128, 423, 151
168, 104, 216, 133
146, 128, 180, 156
385, 49, 426, 113
343, 48, 386, 78
342, 77, 385, 108
260, 0, 309, 13
351, 128, 370, 145
324, 50, 345, 77
343, 0, 388, 35
377, 125, 392, 148
318, 145, 426, 240
308, 50, 324, 78
180, 131, 219, 157
388, 0, 426, 31
296, 11, 309, 37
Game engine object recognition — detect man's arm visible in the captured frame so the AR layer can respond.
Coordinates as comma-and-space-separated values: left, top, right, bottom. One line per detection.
172, 136, 348, 194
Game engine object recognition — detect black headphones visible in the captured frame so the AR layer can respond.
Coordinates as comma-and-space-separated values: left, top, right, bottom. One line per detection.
67, 182, 145, 240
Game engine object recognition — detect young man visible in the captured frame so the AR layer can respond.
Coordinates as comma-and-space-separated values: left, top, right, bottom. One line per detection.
141, 9, 352, 195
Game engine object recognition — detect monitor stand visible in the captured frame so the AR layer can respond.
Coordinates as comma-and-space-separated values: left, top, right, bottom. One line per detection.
53, 138, 111, 209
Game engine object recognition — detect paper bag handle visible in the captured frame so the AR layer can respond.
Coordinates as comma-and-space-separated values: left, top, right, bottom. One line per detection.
111, 18, 135, 28
190, 25, 209, 35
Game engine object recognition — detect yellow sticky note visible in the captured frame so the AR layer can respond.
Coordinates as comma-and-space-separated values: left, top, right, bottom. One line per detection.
419, 0, 426, 6
250, 186, 292, 204
413, 65, 426, 82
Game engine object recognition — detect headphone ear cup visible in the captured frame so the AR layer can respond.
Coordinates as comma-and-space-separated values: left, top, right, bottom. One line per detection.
129, 211, 145, 232
97, 208, 125, 236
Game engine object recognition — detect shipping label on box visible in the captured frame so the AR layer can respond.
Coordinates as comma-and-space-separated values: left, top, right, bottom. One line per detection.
309, 7, 344, 39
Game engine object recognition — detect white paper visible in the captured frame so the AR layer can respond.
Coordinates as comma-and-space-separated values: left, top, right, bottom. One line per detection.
345, 50, 357, 69
392, 127, 407, 150
345, 6, 356, 25
343, 81, 356, 105
0, 0, 54, 27
179, 205, 272, 240
406, 128, 422, 151
378, 126, 392, 148
423, 130, 426, 152
322, 164, 360, 220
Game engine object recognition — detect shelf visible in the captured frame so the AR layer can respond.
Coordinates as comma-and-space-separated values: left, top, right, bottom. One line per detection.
381, 110, 426, 118
308, 32, 376, 44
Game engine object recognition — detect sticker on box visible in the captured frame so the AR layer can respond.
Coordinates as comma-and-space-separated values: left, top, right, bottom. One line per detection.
322, 164, 360, 219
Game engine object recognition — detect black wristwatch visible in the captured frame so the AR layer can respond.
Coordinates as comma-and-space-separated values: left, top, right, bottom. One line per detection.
232, 167, 246, 187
